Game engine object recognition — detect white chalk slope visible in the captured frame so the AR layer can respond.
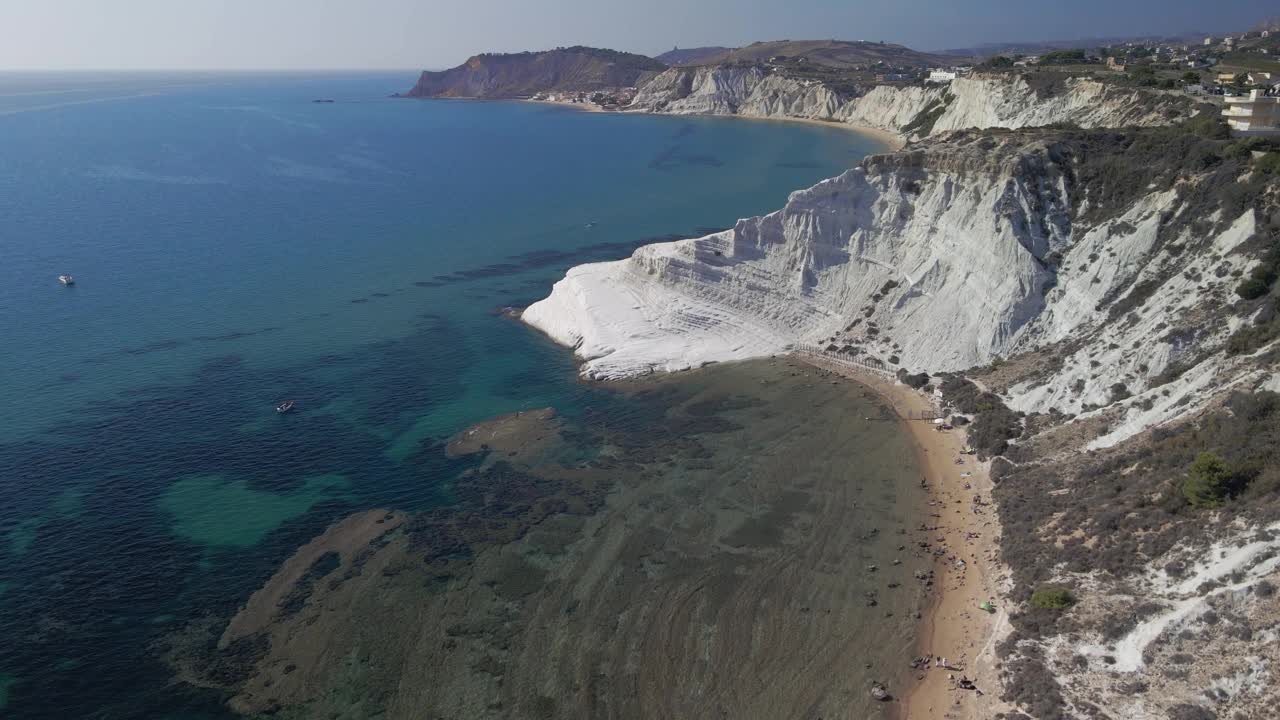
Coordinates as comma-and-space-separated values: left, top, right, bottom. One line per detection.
525, 141, 1066, 378
629, 69, 1196, 139
524, 131, 1269, 454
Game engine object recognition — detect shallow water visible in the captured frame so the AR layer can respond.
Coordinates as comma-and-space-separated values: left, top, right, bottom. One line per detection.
172, 359, 931, 719
0, 71, 893, 717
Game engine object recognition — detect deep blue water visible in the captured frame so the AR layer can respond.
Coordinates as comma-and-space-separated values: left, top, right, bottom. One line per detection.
0, 71, 883, 717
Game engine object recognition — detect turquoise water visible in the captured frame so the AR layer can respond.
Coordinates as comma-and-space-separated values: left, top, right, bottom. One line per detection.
0, 72, 883, 717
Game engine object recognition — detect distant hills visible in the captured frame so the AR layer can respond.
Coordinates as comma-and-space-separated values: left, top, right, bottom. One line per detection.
940, 35, 1200, 58
405, 39, 961, 100
684, 40, 955, 68
405, 46, 666, 99
654, 46, 733, 66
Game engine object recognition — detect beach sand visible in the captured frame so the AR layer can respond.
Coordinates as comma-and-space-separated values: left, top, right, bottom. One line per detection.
525, 97, 609, 113
798, 356, 1010, 719
741, 113, 906, 150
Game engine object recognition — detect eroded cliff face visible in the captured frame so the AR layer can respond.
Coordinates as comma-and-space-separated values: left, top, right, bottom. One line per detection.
524, 134, 1069, 379
629, 67, 1198, 138
524, 128, 1276, 444
628, 64, 847, 119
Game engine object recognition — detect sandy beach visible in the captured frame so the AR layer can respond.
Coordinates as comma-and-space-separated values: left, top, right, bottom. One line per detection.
524, 97, 609, 112
798, 356, 1009, 719
738, 113, 906, 150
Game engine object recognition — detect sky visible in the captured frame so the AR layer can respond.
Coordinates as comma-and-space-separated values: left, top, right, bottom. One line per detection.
0, 0, 1271, 70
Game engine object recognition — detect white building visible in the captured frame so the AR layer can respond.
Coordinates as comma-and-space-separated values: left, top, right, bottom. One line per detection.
1204, 37, 1214, 45
1223, 89, 1280, 136
927, 70, 957, 83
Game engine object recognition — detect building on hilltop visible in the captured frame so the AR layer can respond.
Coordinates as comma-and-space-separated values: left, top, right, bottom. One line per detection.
1223, 89, 1280, 136
927, 69, 957, 83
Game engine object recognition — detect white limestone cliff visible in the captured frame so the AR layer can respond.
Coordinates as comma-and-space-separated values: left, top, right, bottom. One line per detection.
629, 67, 1197, 138
524, 130, 1273, 449
525, 138, 1068, 378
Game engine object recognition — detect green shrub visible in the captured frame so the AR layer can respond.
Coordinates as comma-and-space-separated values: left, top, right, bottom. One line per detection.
1237, 277, 1271, 300
1258, 153, 1280, 176
1110, 383, 1132, 402
1226, 312, 1280, 356
1252, 262, 1279, 285
1030, 587, 1076, 609
901, 371, 930, 389
1182, 451, 1237, 508
1185, 114, 1230, 140
1038, 49, 1086, 64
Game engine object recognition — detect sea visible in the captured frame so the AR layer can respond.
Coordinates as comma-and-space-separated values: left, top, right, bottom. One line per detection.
0, 71, 917, 718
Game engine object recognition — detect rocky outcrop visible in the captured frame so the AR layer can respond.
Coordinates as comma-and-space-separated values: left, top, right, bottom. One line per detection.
629, 67, 1199, 138
406, 46, 665, 98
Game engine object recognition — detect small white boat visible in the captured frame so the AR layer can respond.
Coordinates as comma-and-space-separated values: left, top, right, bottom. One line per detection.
276, 400, 296, 414
59, 274, 75, 286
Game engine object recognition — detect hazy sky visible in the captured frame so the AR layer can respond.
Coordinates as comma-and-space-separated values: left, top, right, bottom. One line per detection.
0, 0, 1270, 70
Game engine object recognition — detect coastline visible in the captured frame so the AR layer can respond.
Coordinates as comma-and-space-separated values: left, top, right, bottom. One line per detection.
519, 97, 907, 151
522, 96, 609, 113
797, 356, 1008, 719
726, 112, 906, 151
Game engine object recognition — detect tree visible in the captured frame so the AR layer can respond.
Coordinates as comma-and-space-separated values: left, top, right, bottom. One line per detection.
1182, 71, 1201, 83
1182, 451, 1236, 508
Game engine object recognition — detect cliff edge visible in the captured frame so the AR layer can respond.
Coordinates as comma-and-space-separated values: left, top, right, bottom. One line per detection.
406, 46, 665, 98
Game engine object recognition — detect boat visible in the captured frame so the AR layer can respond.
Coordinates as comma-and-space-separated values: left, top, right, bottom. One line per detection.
276, 400, 296, 414
58, 274, 75, 286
